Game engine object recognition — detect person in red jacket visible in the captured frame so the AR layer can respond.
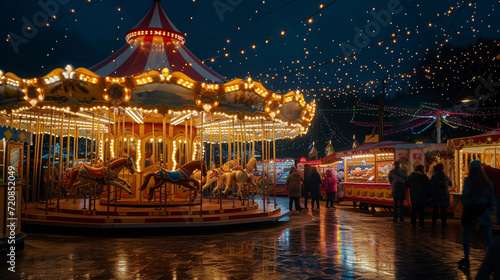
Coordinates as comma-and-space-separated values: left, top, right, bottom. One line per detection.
483, 164, 500, 224
323, 169, 338, 208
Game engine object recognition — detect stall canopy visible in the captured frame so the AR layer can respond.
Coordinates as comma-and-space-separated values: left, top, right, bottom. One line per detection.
447, 128, 500, 150
90, 0, 224, 82
336, 141, 407, 157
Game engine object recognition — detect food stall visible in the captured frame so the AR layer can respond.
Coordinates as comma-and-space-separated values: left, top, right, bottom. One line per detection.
448, 128, 500, 217
337, 141, 406, 207
338, 141, 454, 209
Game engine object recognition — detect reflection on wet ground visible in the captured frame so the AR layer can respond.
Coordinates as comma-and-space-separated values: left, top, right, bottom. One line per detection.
1, 197, 493, 279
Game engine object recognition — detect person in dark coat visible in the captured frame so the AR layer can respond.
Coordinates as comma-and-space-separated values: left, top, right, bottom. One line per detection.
308, 166, 324, 210
389, 160, 408, 223
430, 163, 451, 230
302, 164, 312, 210
482, 164, 500, 224
286, 166, 304, 213
405, 164, 431, 228
458, 160, 495, 269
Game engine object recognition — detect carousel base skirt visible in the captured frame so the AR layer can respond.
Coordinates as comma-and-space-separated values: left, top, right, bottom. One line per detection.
21, 199, 285, 229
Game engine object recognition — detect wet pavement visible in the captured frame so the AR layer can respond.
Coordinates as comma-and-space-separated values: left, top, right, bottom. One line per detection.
1, 197, 495, 279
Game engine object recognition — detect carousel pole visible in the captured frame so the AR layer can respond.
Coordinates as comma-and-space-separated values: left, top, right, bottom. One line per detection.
261, 120, 265, 213
46, 110, 54, 214
219, 121, 222, 209
35, 120, 43, 202
65, 115, 70, 171
24, 116, 31, 208
228, 121, 232, 162
106, 108, 111, 218
200, 111, 204, 217
85, 130, 88, 164
209, 119, 213, 170
266, 123, 271, 204
163, 114, 167, 168
56, 112, 65, 209
91, 113, 95, 165
272, 120, 277, 209
74, 119, 78, 167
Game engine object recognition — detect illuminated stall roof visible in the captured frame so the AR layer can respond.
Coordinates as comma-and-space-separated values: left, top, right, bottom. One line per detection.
335, 141, 407, 157
448, 128, 500, 150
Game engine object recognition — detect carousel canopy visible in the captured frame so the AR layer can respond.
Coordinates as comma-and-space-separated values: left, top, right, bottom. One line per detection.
447, 128, 500, 150
0, 2, 316, 141
90, 1, 224, 82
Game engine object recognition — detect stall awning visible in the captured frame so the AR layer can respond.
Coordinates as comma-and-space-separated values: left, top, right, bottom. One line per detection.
336, 141, 407, 157
0, 126, 31, 144
448, 128, 500, 150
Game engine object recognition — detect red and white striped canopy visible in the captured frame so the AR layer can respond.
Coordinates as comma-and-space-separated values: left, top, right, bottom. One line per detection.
90, 1, 224, 82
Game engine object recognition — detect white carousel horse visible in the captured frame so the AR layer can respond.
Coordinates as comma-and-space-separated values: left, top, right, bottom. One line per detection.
191, 158, 240, 192
65, 157, 136, 196
213, 158, 259, 198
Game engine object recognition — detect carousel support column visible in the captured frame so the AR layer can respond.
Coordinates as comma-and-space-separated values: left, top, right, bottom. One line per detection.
35, 121, 43, 202
107, 108, 112, 218
46, 110, 54, 214
65, 116, 70, 171
228, 123, 232, 163
261, 121, 266, 213
185, 118, 189, 165
190, 116, 193, 163
210, 120, 213, 170
24, 116, 31, 209
163, 115, 167, 168
272, 120, 277, 209
200, 111, 204, 217
57, 112, 65, 209
90, 113, 95, 165
85, 131, 88, 164
32, 118, 38, 204
74, 119, 78, 167
219, 121, 222, 210
266, 124, 271, 204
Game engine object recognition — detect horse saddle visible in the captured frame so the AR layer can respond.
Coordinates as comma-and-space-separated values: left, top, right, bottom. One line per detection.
83, 164, 105, 179
160, 169, 190, 182
232, 167, 252, 182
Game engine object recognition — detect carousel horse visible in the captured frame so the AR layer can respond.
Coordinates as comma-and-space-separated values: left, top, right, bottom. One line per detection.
65, 157, 136, 196
192, 158, 240, 192
139, 160, 207, 202
213, 158, 258, 198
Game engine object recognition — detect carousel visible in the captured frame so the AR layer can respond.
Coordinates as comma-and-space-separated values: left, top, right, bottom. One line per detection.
0, 1, 315, 228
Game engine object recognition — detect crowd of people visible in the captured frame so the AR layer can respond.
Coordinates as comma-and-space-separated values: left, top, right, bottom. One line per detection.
388, 159, 500, 277
285, 164, 338, 214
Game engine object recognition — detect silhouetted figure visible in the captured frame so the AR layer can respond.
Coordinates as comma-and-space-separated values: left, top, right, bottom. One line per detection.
476, 237, 500, 280
309, 166, 324, 210
482, 164, 500, 224
286, 166, 303, 214
430, 163, 452, 230
389, 160, 408, 222
406, 164, 431, 228
302, 164, 312, 210
459, 160, 495, 269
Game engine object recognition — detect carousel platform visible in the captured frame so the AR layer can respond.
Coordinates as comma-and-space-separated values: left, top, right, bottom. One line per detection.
21, 198, 286, 229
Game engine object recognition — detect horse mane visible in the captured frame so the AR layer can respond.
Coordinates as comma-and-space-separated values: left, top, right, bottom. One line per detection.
109, 157, 127, 169
181, 160, 206, 173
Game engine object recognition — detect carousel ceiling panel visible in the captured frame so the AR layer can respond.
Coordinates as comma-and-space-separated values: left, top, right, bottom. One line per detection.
131, 83, 195, 107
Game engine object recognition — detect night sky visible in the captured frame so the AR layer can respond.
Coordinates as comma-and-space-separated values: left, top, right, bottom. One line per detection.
1, 0, 499, 157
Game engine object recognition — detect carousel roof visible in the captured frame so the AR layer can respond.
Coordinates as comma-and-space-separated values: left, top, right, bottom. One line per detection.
0, 2, 315, 141
90, 1, 224, 82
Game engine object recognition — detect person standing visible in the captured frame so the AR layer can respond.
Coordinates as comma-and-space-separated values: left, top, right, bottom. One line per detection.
302, 164, 312, 210
286, 166, 304, 214
308, 166, 324, 210
458, 160, 495, 269
482, 164, 500, 224
389, 160, 408, 223
405, 164, 431, 228
323, 169, 338, 208
430, 163, 451, 230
